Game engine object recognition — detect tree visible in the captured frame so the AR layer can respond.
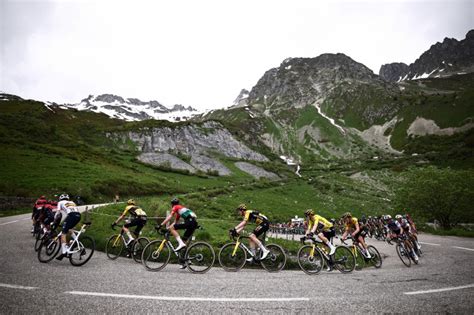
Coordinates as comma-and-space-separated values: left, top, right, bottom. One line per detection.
395, 166, 474, 229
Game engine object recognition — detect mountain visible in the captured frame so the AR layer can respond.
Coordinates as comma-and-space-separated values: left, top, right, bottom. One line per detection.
63, 93, 201, 122
380, 30, 474, 82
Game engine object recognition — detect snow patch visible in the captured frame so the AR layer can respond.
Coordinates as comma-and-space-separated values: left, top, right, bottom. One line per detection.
313, 102, 346, 135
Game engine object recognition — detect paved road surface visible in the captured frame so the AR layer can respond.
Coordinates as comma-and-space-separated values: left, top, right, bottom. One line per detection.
0, 210, 473, 314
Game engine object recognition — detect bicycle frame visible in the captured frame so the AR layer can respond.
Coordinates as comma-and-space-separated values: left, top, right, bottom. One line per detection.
302, 236, 331, 261
231, 234, 265, 261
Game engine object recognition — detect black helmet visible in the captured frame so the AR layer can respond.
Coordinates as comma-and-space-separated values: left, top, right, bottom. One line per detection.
171, 198, 180, 205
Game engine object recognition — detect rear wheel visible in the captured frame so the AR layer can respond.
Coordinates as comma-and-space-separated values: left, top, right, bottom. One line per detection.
218, 242, 246, 272
260, 244, 286, 272
131, 237, 150, 263
141, 239, 171, 272
396, 243, 411, 267
37, 237, 60, 263
69, 235, 95, 266
185, 242, 215, 274
297, 245, 324, 275
105, 234, 123, 260
333, 246, 356, 273
367, 245, 382, 268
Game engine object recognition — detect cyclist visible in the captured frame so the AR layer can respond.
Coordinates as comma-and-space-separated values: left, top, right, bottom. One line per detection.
341, 212, 371, 258
31, 195, 47, 233
111, 199, 147, 246
385, 214, 418, 262
55, 194, 81, 261
396, 214, 421, 251
157, 198, 198, 253
304, 209, 336, 255
231, 204, 270, 261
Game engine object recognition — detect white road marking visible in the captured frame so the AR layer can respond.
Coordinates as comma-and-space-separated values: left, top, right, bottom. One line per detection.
404, 284, 474, 295
66, 291, 310, 302
418, 242, 440, 246
0, 283, 38, 290
0, 220, 19, 226
452, 246, 474, 252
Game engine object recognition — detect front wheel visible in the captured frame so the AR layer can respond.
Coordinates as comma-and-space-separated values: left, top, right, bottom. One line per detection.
218, 242, 246, 272
185, 242, 215, 274
69, 235, 95, 266
141, 239, 171, 272
131, 237, 150, 263
37, 237, 60, 263
105, 234, 123, 260
260, 244, 286, 273
367, 245, 382, 268
396, 244, 411, 267
297, 245, 324, 275
333, 246, 356, 273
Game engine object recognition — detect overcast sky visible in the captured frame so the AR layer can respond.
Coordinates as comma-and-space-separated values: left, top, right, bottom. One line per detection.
1, 0, 472, 109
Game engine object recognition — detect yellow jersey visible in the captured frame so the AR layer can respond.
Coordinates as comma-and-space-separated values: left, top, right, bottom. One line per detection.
243, 210, 268, 225
122, 205, 147, 217
308, 214, 333, 232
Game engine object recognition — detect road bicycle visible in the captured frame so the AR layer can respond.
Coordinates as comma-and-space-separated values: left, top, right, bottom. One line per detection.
341, 237, 382, 269
218, 232, 286, 272
297, 235, 355, 275
141, 228, 215, 273
37, 223, 95, 266
392, 234, 419, 267
105, 226, 150, 263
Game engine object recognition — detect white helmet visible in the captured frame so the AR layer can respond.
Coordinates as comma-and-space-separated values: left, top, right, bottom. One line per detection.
395, 214, 402, 220
59, 194, 69, 201
384, 214, 392, 220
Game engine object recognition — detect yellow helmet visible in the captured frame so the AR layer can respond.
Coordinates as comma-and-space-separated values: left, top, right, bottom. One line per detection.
127, 199, 136, 205
237, 204, 247, 211
304, 209, 314, 217
342, 212, 352, 219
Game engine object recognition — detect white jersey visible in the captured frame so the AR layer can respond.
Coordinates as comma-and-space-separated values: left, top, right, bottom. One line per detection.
57, 200, 78, 216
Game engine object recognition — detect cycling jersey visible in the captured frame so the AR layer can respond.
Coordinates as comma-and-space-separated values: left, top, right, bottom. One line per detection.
243, 210, 268, 225
386, 220, 402, 232
57, 200, 78, 215
122, 205, 147, 218
34, 198, 47, 210
345, 217, 361, 231
171, 205, 196, 221
308, 214, 333, 232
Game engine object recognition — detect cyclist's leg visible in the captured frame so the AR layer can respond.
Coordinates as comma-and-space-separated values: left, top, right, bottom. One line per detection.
321, 229, 336, 255
172, 220, 190, 250
57, 212, 81, 260
251, 222, 270, 258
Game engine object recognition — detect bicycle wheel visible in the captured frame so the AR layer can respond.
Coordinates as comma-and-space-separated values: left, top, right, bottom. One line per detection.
37, 237, 60, 263
396, 244, 411, 267
218, 242, 246, 272
131, 237, 150, 263
185, 242, 215, 274
333, 246, 356, 273
105, 234, 123, 260
34, 233, 45, 252
367, 245, 382, 268
297, 245, 324, 275
260, 244, 286, 273
141, 239, 171, 272
69, 235, 95, 267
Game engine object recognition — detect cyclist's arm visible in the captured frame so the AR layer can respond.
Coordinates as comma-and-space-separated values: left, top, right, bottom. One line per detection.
305, 220, 313, 235
161, 213, 174, 227
311, 218, 319, 234
113, 214, 126, 225
235, 220, 247, 233
352, 223, 360, 238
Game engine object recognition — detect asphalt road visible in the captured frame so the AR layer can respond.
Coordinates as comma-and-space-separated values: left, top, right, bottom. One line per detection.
0, 211, 473, 314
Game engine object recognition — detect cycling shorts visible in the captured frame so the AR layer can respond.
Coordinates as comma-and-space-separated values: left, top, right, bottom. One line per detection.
322, 227, 336, 240
174, 216, 198, 241
253, 221, 269, 238
124, 216, 147, 236
62, 212, 81, 234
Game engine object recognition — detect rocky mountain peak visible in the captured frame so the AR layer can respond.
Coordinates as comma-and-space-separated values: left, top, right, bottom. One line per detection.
380, 29, 474, 82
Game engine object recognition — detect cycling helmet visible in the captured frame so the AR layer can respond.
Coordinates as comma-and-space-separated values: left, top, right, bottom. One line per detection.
304, 209, 314, 217
171, 198, 180, 206
127, 199, 136, 205
237, 204, 247, 211
59, 194, 69, 201
395, 214, 402, 220
384, 214, 392, 220
342, 212, 352, 219
40, 195, 46, 199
